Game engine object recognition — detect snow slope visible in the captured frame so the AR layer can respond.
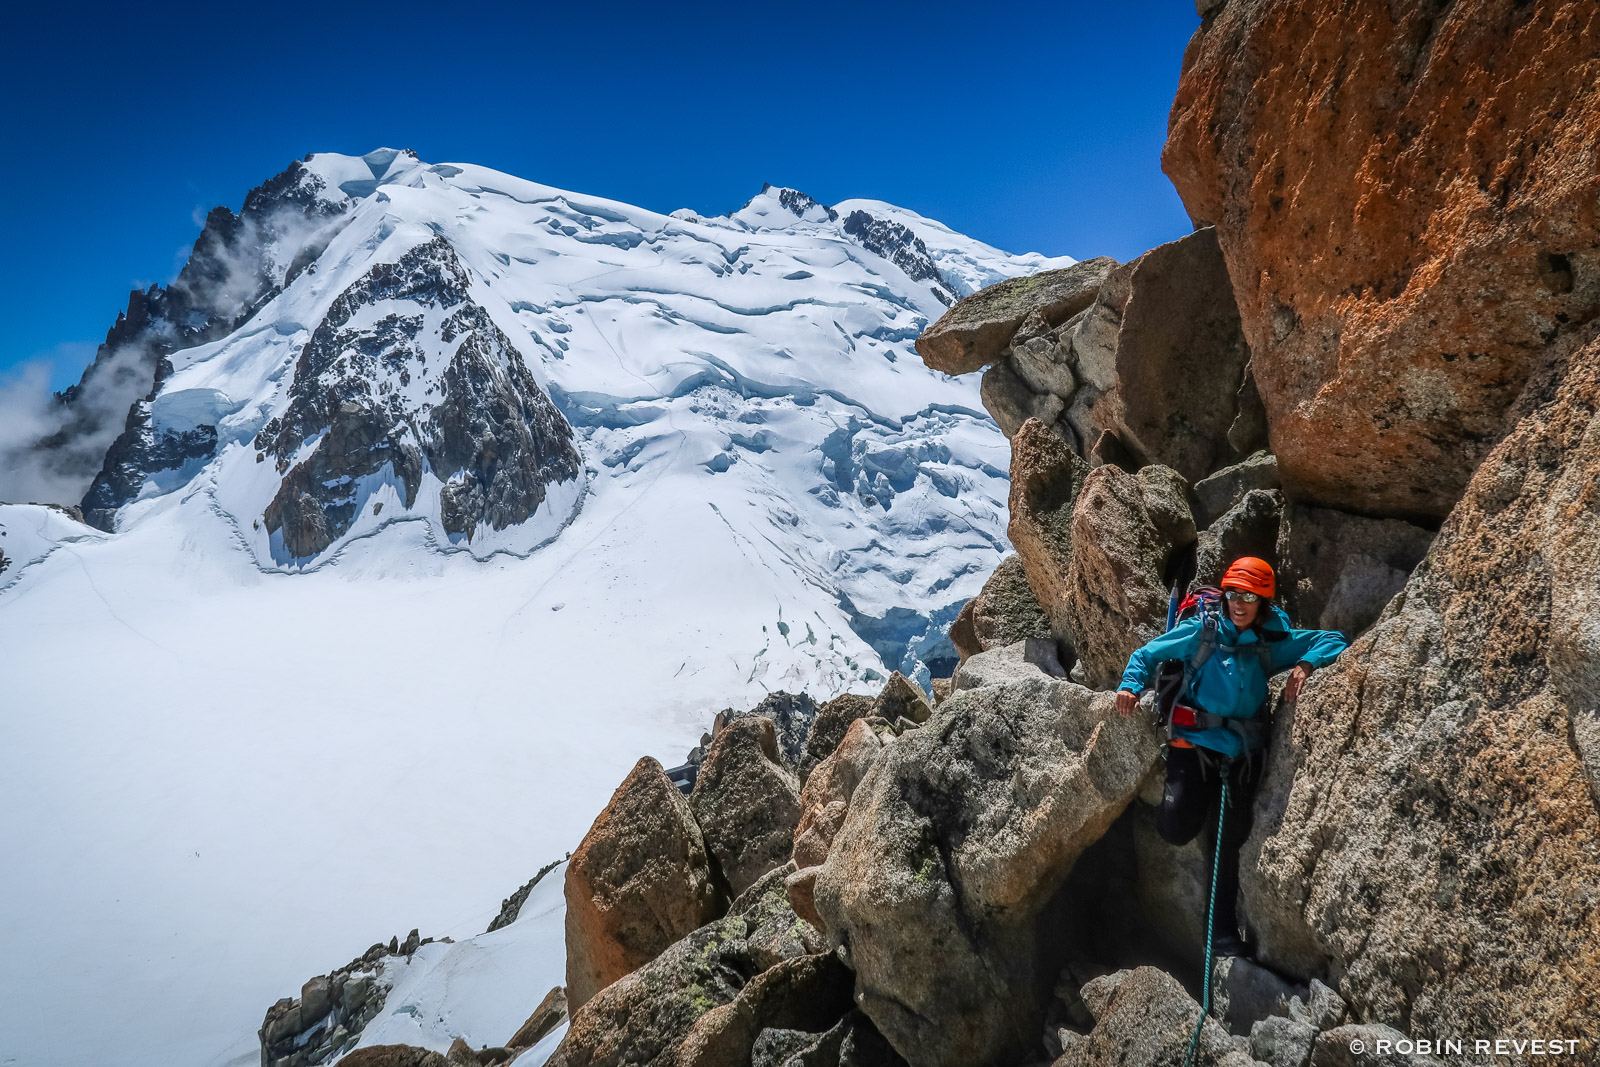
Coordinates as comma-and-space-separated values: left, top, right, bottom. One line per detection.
0, 150, 1071, 1067
350, 863, 570, 1055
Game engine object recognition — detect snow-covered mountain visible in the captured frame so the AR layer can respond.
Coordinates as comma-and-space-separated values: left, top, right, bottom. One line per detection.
0, 150, 1072, 1067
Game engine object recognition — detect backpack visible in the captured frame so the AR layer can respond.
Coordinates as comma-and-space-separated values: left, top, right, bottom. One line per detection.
1150, 585, 1279, 748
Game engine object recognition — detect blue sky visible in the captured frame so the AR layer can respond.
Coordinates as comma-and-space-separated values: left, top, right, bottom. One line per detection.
0, 1, 1197, 389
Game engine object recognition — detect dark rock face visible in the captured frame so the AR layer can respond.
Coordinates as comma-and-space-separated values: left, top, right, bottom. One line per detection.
1195, 488, 1284, 589
747, 1011, 906, 1067
486, 857, 565, 933
1275, 504, 1435, 638
769, 186, 839, 223
82, 387, 218, 527
254, 235, 581, 560
259, 931, 445, 1066
841, 210, 959, 306
722, 692, 820, 775
1193, 453, 1280, 530
76, 158, 356, 527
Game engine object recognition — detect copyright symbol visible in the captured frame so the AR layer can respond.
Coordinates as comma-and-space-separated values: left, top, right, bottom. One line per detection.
1349, 1038, 1366, 1055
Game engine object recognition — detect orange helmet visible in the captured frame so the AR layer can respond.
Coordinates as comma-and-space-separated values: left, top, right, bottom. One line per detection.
1221, 556, 1275, 598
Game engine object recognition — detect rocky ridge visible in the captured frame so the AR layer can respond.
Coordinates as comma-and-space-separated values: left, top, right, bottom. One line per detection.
252, 233, 582, 561
75, 151, 402, 529
260, 929, 450, 1067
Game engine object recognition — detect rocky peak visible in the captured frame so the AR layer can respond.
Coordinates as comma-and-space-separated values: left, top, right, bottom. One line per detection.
76, 154, 371, 528
254, 234, 582, 562
728, 187, 964, 306
730, 184, 839, 228
841, 208, 960, 306
772, 184, 840, 223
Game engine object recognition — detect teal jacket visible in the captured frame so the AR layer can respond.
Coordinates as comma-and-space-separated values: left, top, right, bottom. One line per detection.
1118, 604, 1349, 758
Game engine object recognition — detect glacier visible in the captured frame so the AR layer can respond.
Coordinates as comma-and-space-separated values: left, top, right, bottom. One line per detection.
0, 148, 1072, 1067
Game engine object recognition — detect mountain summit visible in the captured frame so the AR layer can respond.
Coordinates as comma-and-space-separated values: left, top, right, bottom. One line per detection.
0, 151, 1071, 1067
40, 149, 1074, 678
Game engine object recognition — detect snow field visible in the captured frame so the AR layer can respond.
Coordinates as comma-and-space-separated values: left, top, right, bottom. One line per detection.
0, 151, 1073, 1067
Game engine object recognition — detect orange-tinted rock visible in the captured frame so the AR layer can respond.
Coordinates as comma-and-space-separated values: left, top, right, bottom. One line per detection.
564, 758, 722, 1010
798, 693, 873, 787
948, 599, 982, 664
792, 718, 884, 870
784, 865, 825, 929
1164, 0, 1600, 520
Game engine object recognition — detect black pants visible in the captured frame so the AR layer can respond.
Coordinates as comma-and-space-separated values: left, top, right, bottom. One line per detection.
1157, 745, 1263, 940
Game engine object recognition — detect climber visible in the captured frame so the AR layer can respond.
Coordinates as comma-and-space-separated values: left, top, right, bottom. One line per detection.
1114, 556, 1348, 958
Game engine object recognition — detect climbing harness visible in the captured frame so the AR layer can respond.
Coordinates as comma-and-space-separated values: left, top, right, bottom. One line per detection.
1184, 773, 1230, 1067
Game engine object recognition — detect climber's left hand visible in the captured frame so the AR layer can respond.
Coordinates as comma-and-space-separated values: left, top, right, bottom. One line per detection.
1284, 662, 1314, 703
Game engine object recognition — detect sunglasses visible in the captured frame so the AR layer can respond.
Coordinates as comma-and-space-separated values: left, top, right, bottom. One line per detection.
1224, 590, 1262, 603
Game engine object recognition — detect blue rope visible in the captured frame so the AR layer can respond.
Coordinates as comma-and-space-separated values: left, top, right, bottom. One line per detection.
1185, 773, 1229, 1067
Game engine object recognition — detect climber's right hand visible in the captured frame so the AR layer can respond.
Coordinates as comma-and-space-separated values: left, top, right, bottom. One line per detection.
1116, 689, 1138, 717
